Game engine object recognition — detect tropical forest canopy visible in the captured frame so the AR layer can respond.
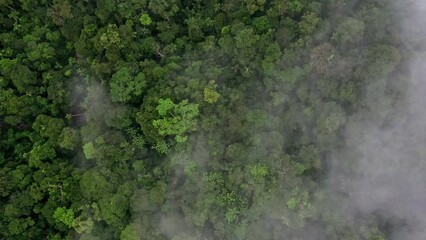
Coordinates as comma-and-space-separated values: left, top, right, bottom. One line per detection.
0, 0, 421, 239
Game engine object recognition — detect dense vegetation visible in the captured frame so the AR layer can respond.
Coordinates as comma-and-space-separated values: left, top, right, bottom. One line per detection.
0, 0, 418, 239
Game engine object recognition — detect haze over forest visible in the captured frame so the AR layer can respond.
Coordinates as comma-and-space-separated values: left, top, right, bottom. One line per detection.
1, 0, 426, 239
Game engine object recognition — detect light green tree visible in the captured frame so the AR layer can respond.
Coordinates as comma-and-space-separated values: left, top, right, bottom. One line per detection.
152, 98, 199, 143
82, 142, 96, 159
53, 207, 75, 228
139, 13, 152, 26
204, 86, 220, 104
99, 24, 123, 50
248, 164, 269, 183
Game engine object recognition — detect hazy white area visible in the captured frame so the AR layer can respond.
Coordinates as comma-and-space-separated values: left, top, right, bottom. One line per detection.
326, 1, 426, 238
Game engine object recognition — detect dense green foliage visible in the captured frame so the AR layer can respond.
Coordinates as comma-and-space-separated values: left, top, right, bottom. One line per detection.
0, 0, 416, 239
